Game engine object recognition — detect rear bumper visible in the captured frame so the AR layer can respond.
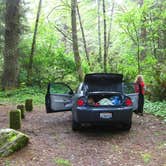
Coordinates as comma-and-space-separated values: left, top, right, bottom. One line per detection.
73, 106, 133, 124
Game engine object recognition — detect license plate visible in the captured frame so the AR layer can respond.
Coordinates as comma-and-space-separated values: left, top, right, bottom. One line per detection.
100, 113, 112, 119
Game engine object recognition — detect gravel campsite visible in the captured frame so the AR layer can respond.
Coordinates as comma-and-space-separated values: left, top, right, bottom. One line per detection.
0, 104, 165, 166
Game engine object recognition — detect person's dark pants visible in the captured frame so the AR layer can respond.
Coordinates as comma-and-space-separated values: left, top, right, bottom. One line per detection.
138, 94, 144, 114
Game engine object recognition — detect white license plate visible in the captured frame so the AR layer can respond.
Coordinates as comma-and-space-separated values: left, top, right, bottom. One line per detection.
100, 113, 112, 119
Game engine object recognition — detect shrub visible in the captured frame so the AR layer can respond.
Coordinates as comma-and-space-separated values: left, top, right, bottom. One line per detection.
147, 63, 166, 101
144, 100, 166, 121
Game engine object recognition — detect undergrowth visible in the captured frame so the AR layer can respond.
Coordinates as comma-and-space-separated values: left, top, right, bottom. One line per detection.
0, 87, 45, 105
144, 100, 166, 121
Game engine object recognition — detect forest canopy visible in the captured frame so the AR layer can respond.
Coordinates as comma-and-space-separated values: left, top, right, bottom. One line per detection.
0, 0, 165, 101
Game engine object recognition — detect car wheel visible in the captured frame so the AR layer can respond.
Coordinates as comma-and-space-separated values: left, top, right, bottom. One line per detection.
123, 121, 132, 131
72, 120, 81, 131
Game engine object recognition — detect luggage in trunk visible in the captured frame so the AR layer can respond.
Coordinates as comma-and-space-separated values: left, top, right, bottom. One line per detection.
87, 92, 123, 106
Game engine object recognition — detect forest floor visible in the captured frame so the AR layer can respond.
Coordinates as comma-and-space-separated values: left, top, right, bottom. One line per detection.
0, 104, 166, 166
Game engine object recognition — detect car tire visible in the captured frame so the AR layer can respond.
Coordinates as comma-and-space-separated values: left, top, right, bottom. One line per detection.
123, 121, 132, 131
72, 120, 81, 131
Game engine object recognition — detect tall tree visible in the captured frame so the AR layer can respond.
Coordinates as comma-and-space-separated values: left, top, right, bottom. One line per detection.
76, 4, 91, 68
71, 0, 83, 81
1, 0, 20, 89
138, 0, 147, 61
27, 0, 42, 85
0, 1, 5, 52
97, 0, 102, 63
103, 0, 107, 72
106, 1, 115, 57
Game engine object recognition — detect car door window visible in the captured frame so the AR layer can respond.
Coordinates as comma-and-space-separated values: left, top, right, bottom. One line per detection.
123, 83, 136, 94
123, 83, 138, 111
49, 83, 73, 95
46, 83, 73, 113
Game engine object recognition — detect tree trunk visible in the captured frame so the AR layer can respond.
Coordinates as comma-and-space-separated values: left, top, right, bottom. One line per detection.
27, 0, 42, 85
76, 4, 91, 68
103, 0, 107, 72
0, 1, 5, 52
97, 0, 102, 63
1, 0, 20, 90
71, 0, 83, 82
139, 0, 147, 60
133, 22, 141, 74
149, 12, 157, 59
106, 1, 115, 59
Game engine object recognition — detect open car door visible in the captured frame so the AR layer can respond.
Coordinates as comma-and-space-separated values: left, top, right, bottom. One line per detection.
45, 83, 73, 113
123, 83, 138, 111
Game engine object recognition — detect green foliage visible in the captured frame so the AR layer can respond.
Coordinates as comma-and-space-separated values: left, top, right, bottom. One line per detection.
9, 110, 21, 130
4, 160, 11, 166
19, 18, 80, 87
53, 158, 71, 166
0, 0, 165, 102
0, 87, 45, 105
25, 99, 33, 112
144, 100, 166, 121
115, 0, 166, 100
141, 152, 152, 164
145, 63, 166, 101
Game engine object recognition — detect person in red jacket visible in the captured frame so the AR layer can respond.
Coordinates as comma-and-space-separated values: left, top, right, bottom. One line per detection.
134, 75, 145, 116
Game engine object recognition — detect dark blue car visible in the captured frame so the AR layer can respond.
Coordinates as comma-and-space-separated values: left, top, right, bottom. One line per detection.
45, 73, 138, 131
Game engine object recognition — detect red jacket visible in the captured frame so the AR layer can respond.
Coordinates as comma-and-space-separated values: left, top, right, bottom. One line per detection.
134, 82, 145, 95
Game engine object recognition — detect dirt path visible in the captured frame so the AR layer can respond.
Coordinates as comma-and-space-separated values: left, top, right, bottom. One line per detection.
0, 105, 166, 166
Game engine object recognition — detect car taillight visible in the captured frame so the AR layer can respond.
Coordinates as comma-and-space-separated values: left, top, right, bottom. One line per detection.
77, 99, 85, 106
125, 98, 132, 106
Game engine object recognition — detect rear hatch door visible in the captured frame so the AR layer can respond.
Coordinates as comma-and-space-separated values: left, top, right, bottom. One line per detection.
84, 73, 123, 92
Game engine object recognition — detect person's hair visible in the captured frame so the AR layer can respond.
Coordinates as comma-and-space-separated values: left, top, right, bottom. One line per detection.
135, 75, 144, 83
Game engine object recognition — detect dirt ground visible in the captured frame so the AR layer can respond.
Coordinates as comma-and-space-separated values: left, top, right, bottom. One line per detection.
0, 105, 166, 166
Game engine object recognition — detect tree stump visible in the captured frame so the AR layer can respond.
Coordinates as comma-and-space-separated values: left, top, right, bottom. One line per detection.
25, 99, 33, 112
17, 105, 25, 119
9, 110, 21, 130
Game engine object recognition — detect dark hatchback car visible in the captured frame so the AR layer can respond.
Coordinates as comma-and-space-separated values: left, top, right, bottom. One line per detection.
45, 73, 138, 131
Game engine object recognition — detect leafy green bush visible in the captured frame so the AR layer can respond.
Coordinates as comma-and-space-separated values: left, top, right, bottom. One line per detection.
144, 100, 166, 121
146, 63, 166, 101
0, 87, 45, 105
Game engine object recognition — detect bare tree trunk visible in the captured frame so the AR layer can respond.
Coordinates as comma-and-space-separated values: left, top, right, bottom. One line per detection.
71, 0, 83, 82
106, 1, 115, 58
103, 0, 107, 72
97, 0, 102, 63
138, 0, 147, 60
1, 0, 20, 90
76, 4, 91, 68
27, 0, 42, 85
133, 22, 141, 74
149, 12, 157, 59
